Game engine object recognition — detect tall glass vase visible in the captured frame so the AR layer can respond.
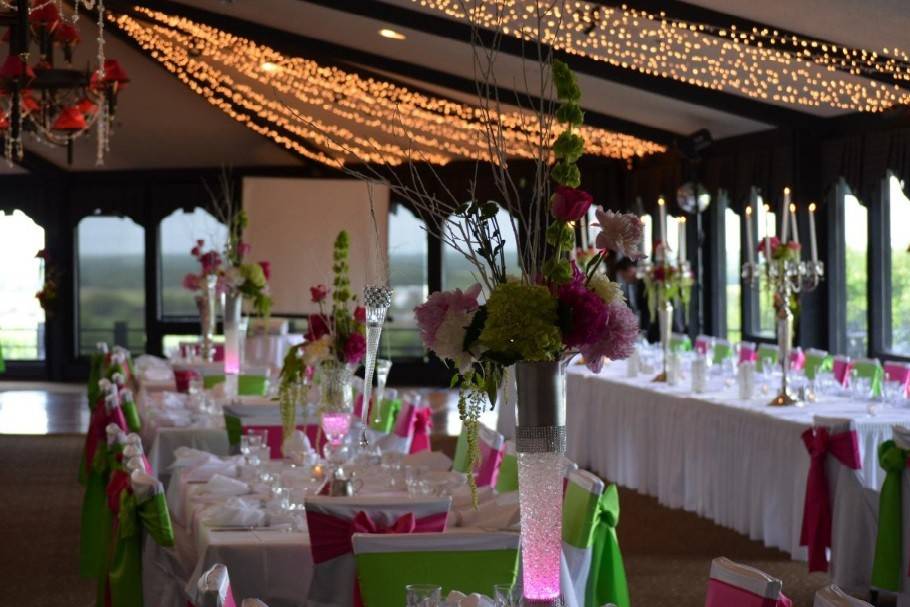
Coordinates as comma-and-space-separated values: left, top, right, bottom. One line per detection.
652, 298, 673, 383
359, 285, 392, 446
515, 360, 567, 606
222, 290, 244, 398
318, 359, 355, 463
197, 275, 218, 363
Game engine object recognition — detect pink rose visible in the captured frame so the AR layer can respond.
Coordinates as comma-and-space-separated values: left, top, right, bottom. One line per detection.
310, 284, 328, 303
551, 186, 593, 221
182, 273, 201, 291
414, 284, 482, 350
354, 306, 366, 323
594, 210, 645, 260
343, 332, 366, 365
238, 241, 252, 259
306, 314, 330, 341
258, 261, 271, 281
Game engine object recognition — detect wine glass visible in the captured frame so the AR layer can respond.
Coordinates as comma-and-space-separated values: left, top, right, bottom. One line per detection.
493, 584, 519, 607
406, 584, 441, 607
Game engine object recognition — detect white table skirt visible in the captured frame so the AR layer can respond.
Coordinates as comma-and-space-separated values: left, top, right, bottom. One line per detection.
566, 364, 907, 560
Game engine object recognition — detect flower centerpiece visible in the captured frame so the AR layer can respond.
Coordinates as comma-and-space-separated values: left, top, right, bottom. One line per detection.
35, 248, 59, 316
277, 231, 365, 443
641, 241, 694, 322
182, 240, 223, 361
406, 61, 642, 606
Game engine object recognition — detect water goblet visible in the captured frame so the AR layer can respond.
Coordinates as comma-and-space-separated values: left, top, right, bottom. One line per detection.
406, 584, 441, 607
493, 584, 519, 607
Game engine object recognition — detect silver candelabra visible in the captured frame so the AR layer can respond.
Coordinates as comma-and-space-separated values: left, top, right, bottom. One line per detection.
741, 257, 824, 406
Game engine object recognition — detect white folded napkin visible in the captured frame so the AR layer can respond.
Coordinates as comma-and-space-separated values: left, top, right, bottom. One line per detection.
184, 462, 240, 483
445, 591, 495, 607
402, 450, 452, 471
282, 430, 314, 459
451, 485, 495, 509
202, 496, 266, 528
202, 474, 250, 497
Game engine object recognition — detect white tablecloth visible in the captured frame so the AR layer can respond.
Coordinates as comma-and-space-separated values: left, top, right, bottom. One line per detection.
566, 364, 909, 560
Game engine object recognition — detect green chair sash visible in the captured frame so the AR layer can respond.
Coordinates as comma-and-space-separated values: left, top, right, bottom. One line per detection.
202, 374, 224, 390
79, 461, 111, 579
368, 398, 402, 433
670, 335, 692, 353
756, 346, 779, 373
805, 353, 833, 381
452, 428, 470, 474
870, 440, 909, 591
712, 342, 732, 365
852, 360, 884, 398
563, 482, 630, 607
203, 374, 268, 395
0, 341, 5, 373
120, 398, 142, 434
224, 413, 243, 449
355, 547, 518, 607
495, 452, 518, 494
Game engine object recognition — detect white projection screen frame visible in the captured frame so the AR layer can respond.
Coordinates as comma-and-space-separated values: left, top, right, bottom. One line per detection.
242, 177, 390, 316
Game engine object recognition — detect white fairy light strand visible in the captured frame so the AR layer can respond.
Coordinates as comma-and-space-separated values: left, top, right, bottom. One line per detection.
410, 0, 910, 113
111, 7, 664, 167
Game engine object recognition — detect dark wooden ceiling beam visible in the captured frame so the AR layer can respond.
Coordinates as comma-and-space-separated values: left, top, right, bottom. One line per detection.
295, 0, 817, 129
115, 0, 681, 145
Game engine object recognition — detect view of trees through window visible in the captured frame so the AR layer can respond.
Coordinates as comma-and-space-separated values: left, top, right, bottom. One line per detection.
888, 175, 910, 355
724, 207, 742, 343
443, 207, 520, 291
382, 204, 428, 359
844, 191, 868, 358
77, 216, 146, 355
755, 195, 776, 337
160, 208, 228, 318
0, 210, 46, 360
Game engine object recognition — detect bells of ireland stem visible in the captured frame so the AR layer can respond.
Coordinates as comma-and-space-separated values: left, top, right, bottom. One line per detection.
359, 285, 393, 447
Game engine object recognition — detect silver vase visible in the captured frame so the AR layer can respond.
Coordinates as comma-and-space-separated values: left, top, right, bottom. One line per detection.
222, 289, 244, 397
515, 360, 566, 607
652, 298, 673, 383
198, 275, 218, 363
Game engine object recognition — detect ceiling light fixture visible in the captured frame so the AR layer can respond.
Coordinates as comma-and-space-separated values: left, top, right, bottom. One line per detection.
378, 28, 406, 40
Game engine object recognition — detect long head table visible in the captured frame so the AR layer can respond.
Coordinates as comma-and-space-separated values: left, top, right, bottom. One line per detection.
566, 363, 908, 561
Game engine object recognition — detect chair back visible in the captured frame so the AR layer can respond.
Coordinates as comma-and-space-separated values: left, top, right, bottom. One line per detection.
562, 469, 629, 607
196, 564, 238, 607
883, 361, 910, 397
670, 333, 692, 353
813, 584, 873, 607
851, 358, 883, 397
712, 339, 732, 365
805, 349, 833, 381
495, 440, 518, 494
368, 398, 403, 434
476, 426, 506, 487
738, 342, 757, 363
694, 335, 713, 355
304, 496, 451, 607
832, 356, 851, 386
756, 344, 779, 373
705, 557, 790, 607
790, 348, 806, 372
353, 531, 519, 607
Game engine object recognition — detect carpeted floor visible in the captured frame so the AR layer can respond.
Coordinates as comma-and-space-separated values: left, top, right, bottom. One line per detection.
0, 435, 95, 606
0, 433, 876, 607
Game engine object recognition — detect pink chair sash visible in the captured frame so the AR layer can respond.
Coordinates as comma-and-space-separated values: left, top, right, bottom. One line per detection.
790, 350, 806, 371
706, 578, 792, 607
409, 408, 433, 454
799, 427, 861, 572
223, 586, 237, 607
174, 369, 201, 393
243, 423, 326, 459
392, 402, 415, 438
832, 358, 851, 386
306, 509, 447, 564
739, 347, 757, 363
884, 362, 910, 397
694, 337, 711, 355
476, 439, 505, 488
84, 400, 128, 475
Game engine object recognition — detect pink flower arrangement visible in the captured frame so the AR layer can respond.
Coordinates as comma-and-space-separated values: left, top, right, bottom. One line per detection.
557, 266, 609, 348
550, 186, 592, 221
414, 284, 482, 372
258, 261, 271, 281
343, 332, 366, 364
182, 240, 223, 294
310, 284, 328, 303
594, 209, 645, 260
579, 302, 639, 373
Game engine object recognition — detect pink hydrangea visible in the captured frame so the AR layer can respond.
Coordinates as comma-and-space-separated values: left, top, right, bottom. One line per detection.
414, 284, 482, 351
579, 301, 639, 373
594, 209, 645, 260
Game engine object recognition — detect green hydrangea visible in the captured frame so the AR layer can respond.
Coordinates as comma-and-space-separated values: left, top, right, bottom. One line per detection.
240, 262, 266, 288
479, 283, 562, 363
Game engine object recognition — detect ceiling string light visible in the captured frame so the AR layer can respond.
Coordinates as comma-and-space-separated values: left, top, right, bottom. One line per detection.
0, 0, 128, 165
110, 6, 664, 168
410, 0, 910, 113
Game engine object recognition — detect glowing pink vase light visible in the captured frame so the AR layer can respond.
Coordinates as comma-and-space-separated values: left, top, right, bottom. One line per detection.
321, 412, 353, 446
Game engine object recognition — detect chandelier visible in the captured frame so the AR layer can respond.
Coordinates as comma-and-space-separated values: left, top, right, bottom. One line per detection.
0, 0, 128, 166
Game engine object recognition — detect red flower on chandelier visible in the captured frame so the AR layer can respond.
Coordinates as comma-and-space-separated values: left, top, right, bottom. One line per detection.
51, 106, 86, 131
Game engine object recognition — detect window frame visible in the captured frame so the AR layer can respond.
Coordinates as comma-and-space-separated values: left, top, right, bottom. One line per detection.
870, 173, 910, 362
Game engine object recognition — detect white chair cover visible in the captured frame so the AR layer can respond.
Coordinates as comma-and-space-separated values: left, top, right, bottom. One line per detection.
706, 557, 786, 607
562, 468, 605, 607
814, 416, 879, 593
304, 496, 452, 607
195, 564, 237, 607
813, 584, 873, 607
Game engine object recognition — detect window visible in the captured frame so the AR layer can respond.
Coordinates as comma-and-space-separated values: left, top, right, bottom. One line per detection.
724, 208, 742, 343
755, 194, 776, 337
159, 208, 228, 318
443, 207, 520, 290
842, 191, 868, 357
382, 204, 428, 358
0, 210, 46, 360
77, 216, 146, 355
888, 176, 910, 355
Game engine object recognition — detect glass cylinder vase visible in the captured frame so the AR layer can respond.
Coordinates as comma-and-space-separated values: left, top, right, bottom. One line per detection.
515, 359, 567, 606
318, 360, 355, 462
197, 274, 218, 363
222, 289, 245, 397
